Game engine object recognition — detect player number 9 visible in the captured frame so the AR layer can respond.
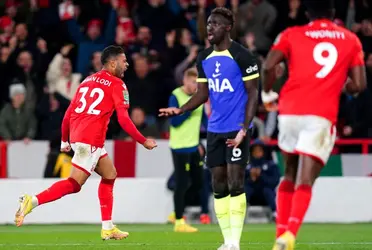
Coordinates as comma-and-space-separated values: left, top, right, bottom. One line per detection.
313, 42, 338, 79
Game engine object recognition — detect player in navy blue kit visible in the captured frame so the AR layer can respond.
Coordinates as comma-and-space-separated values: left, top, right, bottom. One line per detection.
159, 7, 259, 250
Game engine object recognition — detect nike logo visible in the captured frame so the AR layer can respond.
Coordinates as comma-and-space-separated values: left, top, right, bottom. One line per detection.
212, 73, 221, 78
231, 157, 241, 162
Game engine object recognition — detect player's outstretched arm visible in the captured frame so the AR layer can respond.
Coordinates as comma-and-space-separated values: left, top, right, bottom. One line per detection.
116, 109, 157, 149
112, 82, 157, 150
226, 77, 259, 149
158, 83, 209, 117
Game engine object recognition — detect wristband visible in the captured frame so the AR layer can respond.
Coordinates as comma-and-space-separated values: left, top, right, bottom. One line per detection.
261, 90, 278, 103
61, 141, 70, 149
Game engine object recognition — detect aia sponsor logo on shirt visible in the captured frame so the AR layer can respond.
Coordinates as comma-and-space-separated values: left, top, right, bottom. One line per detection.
208, 61, 234, 93
208, 78, 234, 93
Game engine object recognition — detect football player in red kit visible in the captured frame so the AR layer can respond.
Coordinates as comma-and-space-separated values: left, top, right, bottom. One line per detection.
262, 1, 366, 249
15, 46, 157, 240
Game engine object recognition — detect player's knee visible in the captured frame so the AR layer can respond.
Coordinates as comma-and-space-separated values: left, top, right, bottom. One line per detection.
296, 178, 313, 187
67, 177, 82, 193
106, 168, 117, 180
284, 167, 297, 183
212, 179, 229, 199
229, 179, 244, 197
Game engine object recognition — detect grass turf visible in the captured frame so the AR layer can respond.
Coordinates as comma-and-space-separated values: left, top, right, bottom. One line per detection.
0, 224, 371, 249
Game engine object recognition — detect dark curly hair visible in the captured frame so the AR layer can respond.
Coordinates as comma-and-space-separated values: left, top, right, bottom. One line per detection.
211, 7, 235, 27
101, 45, 125, 65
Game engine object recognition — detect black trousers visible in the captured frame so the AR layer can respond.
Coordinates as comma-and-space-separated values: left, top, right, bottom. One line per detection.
172, 150, 203, 219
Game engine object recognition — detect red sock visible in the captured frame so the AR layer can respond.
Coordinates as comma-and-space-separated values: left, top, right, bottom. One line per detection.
98, 178, 115, 221
287, 184, 312, 237
276, 180, 295, 238
36, 178, 81, 205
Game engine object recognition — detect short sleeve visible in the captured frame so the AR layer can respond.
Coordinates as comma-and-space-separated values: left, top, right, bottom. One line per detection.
112, 81, 130, 110
196, 53, 207, 83
271, 29, 291, 58
236, 50, 260, 82
350, 36, 365, 67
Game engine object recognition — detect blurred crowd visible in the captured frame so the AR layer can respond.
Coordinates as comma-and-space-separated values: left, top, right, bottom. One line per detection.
0, 0, 372, 148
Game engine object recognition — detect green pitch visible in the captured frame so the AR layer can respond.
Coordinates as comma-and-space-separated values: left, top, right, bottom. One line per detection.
0, 224, 371, 249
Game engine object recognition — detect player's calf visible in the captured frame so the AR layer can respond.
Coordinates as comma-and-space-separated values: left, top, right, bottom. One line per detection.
227, 166, 246, 248
99, 178, 116, 230
285, 155, 321, 237
276, 154, 297, 237
15, 177, 82, 227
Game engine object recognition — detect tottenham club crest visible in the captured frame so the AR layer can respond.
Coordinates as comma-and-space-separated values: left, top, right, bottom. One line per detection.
212, 61, 221, 78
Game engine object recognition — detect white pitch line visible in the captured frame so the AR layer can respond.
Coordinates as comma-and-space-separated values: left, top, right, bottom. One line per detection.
0, 242, 372, 247
0, 227, 273, 233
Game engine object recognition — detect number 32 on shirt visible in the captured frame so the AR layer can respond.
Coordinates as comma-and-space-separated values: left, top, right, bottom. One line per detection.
75, 87, 104, 115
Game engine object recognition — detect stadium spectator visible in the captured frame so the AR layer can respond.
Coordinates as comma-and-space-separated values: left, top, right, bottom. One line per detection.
166, 143, 212, 225
167, 67, 208, 232
135, 0, 177, 51
126, 55, 161, 122
245, 140, 280, 221
366, 53, 372, 89
86, 51, 102, 77
0, 0, 370, 145
0, 16, 14, 46
127, 26, 155, 60
115, 0, 136, 47
357, 18, 372, 53
0, 83, 37, 143
174, 44, 199, 84
46, 44, 82, 103
65, 2, 117, 75
9, 50, 48, 112
237, 0, 277, 55
338, 88, 372, 141
36, 93, 65, 140
117, 107, 160, 139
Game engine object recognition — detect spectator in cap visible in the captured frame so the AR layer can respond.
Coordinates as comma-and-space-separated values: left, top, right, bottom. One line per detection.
66, 1, 117, 75
115, 0, 136, 47
0, 16, 14, 45
0, 83, 37, 144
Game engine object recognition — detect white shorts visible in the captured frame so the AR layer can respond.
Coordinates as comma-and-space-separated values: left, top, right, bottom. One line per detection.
70, 142, 108, 175
278, 115, 336, 165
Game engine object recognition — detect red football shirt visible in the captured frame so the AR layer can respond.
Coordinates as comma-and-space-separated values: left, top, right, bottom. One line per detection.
61, 70, 146, 147
272, 19, 365, 123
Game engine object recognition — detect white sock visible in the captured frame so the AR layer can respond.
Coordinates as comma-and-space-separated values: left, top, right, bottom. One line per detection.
230, 240, 239, 247
31, 196, 38, 208
102, 220, 114, 230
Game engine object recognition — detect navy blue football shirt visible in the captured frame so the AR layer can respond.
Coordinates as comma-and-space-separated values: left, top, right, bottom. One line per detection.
196, 41, 260, 133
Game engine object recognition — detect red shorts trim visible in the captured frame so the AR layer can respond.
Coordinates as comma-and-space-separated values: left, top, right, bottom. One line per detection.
279, 146, 296, 155
72, 162, 91, 176
293, 150, 325, 166
99, 153, 108, 160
